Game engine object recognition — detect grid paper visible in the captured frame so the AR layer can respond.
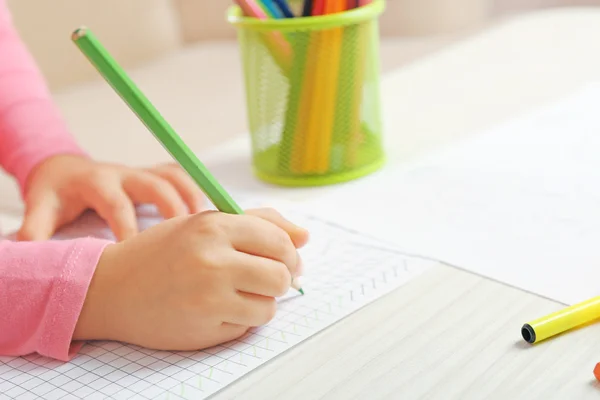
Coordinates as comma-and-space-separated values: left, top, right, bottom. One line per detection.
1, 203, 435, 400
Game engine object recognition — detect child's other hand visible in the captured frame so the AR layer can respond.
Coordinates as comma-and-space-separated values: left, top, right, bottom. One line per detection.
73, 208, 309, 351
17, 155, 205, 241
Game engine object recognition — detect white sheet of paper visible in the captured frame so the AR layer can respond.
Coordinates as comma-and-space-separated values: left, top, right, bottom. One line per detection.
307, 82, 600, 306
0, 199, 434, 400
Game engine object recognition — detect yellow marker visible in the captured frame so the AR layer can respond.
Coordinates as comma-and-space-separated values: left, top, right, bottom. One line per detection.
521, 295, 600, 344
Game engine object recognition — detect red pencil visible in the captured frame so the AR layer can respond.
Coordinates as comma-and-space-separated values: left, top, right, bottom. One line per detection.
312, 0, 325, 15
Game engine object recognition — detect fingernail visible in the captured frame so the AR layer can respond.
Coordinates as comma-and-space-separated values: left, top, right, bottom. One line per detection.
295, 255, 304, 277
292, 276, 304, 290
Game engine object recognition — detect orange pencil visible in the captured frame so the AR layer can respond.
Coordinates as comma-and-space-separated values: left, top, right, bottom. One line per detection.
295, 0, 332, 172
315, 0, 345, 173
291, 0, 322, 172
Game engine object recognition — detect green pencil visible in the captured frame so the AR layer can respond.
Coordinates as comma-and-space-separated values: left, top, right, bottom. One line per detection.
71, 26, 243, 215
71, 26, 304, 295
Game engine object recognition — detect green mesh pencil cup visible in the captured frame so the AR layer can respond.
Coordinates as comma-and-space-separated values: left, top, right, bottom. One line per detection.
228, 0, 386, 187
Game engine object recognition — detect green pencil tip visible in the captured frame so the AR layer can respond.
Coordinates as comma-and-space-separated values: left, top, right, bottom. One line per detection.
71, 26, 88, 40
299, 288, 305, 295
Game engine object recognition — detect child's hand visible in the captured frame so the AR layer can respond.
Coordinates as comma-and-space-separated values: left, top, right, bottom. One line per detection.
73, 208, 309, 351
17, 155, 205, 241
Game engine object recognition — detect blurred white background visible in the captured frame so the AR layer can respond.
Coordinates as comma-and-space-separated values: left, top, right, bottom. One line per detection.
7, 0, 600, 91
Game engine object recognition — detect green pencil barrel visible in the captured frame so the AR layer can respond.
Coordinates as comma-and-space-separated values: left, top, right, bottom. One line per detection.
227, 1, 385, 187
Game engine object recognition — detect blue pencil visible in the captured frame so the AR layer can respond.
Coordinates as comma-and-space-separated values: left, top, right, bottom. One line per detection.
259, 0, 285, 18
273, 0, 295, 17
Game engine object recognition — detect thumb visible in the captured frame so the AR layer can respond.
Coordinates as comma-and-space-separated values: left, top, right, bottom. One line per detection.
245, 208, 310, 249
17, 194, 62, 241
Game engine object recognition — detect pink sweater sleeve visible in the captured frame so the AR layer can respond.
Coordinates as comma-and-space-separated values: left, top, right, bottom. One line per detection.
0, 1, 86, 195
0, 238, 111, 361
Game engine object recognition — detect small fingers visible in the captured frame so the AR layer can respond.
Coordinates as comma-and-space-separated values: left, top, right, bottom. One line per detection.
219, 213, 301, 278
224, 292, 278, 327
123, 171, 188, 220
17, 194, 62, 241
229, 252, 292, 298
148, 164, 205, 214
84, 182, 138, 241
245, 208, 310, 248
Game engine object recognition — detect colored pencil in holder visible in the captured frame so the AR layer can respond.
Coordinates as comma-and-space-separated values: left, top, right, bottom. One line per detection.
278, 26, 312, 171
333, 0, 372, 168
314, 0, 345, 173
281, 0, 373, 173
329, 7, 356, 170
312, 0, 325, 15
273, 0, 295, 17
294, 0, 348, 174
234, 0, 292, 75
230, 0, 385, 185
292, 24, 322, 173
302, 0, 313, 16
258, 0, 285, 18
293, 0, 333, 173
282, 0, 319, 173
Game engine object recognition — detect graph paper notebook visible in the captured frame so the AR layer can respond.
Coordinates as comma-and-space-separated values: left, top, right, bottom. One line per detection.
0, 201, 434, 400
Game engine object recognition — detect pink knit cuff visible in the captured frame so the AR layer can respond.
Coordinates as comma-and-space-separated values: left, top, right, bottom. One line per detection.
37, 238, 112, 362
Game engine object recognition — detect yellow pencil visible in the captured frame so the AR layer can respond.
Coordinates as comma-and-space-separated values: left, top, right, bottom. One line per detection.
522, 295, 600, 344
301, 31, 326, 172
